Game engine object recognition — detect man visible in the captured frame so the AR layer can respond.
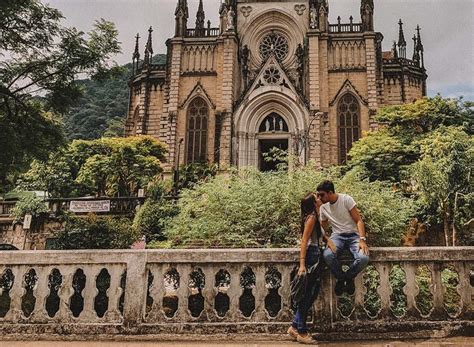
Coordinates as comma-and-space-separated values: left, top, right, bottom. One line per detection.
317, 180, 369, 296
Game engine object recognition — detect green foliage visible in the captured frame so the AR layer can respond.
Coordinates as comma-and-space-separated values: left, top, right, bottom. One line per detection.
11, 195, 48, 220
176, 162, 219, 191
348, 129, 415, 181
165, 166, 417, 248
63, 54, 166, 140
409, 126, 473, 245
0, 0, 121, 189
262, 147, 289, 171
17, 136, 167, 197
348, 97, 473, 182
16, 152, 74, 197
133, 199, 179, 242
54, 214, 139, 249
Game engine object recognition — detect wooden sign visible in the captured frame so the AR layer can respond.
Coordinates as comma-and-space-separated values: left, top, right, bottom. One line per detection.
69, 200, 110, 213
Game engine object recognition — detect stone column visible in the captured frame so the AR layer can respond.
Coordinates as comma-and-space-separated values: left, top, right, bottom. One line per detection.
364, 32, 378, 130
162, 38, 183, 170
219, 32, 239, 167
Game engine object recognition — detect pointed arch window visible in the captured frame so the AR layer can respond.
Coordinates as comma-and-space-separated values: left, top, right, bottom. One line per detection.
338, 93, 360, 164
186, 97, 208, 163
131, 106, 140, 134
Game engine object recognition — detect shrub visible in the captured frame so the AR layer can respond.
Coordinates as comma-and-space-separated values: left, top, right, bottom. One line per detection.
133, 198, 179, 242
11, 195, 49, 220
164, 165, 417, 248
54, 214, 139, 249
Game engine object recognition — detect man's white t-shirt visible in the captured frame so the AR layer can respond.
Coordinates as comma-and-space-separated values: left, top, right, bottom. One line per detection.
320, 193, 358, 234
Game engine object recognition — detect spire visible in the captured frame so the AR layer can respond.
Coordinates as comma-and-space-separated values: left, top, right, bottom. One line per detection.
360, 0, 374, 31
416, 25, 425, 68
175, 0, 189, 37
132, 33, 140, 73
412, 34, 420, 64
196, 0, 205, 33
144, 26, 153, 66
397, 19, 407, 58
392, 40, 398, 59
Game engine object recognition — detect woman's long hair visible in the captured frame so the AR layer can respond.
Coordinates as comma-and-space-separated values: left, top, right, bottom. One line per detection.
300, 192, 322, 238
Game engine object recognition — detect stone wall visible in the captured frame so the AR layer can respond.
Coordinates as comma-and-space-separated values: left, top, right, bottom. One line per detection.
0, 247, 472, 340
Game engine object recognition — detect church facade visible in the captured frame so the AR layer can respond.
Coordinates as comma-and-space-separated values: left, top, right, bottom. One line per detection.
125, 0, 427, 172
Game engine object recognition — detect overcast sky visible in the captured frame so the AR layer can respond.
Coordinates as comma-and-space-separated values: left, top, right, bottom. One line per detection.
44, 0, 474, 100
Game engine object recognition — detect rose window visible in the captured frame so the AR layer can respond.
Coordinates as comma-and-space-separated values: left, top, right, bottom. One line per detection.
263, 66, 281, 84
259, 33, 289, 61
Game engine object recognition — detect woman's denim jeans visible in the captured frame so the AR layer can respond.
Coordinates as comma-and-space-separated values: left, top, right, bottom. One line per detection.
292, 245, 321, 334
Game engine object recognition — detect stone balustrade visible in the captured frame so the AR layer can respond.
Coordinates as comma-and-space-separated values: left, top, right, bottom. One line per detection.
0, 247, 472, 340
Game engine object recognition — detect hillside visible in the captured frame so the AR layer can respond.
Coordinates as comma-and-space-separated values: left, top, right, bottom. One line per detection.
63, 54, 167, 140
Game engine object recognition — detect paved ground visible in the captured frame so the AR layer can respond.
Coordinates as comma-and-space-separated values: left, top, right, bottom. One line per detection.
1, 337, 473, 347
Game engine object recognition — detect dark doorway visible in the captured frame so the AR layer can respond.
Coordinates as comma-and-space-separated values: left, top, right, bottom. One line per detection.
259, 139, 288, 171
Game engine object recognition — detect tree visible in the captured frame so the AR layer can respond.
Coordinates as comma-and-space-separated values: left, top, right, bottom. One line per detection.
348, 96, 473, 182
0, 0, 121, 189
17, 136, 167, 197
410, 127, 473, 246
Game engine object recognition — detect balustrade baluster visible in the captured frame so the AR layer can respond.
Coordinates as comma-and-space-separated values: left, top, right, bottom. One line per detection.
79, 265, 100, 322
146, 264, 164, 322
175, 264, 191, 320
315, 270, 332, 330
226, 264, 242, 321
275, 264, 291, 321
455, 262, 472, 320
5, 266, 26, 321
201, 265, 216, 321
30, 266, 50, 323
56, 265, 75, 322
402, 262, 419, 318
353, 270, 367, 319
429, 262, 446, 319
253, 264, 266, 321
374, 263, 391, 318
105, 265, 125, 322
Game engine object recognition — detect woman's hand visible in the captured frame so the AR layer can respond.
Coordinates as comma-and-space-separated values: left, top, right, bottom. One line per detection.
327, 239, 337, 253
298, 265, 306, 276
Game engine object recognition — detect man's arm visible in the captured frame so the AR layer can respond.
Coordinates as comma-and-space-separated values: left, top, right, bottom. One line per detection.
349, 207, 369, 255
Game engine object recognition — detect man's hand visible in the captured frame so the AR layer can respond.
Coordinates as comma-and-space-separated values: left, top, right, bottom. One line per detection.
359, 239, 369, 255
297, 265, 306, 276
327, 239, 337, 253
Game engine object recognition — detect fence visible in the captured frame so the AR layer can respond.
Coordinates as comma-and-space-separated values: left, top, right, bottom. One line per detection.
0, 247, 472, 340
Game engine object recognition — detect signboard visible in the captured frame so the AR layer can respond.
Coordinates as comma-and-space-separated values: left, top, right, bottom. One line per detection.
23, 214, 32, 229
138, 189, 145, 198
70, 200, 110, 213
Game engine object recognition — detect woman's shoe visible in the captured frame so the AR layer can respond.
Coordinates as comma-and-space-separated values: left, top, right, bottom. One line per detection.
287, 326, 298, 341
296, 333, 318, 344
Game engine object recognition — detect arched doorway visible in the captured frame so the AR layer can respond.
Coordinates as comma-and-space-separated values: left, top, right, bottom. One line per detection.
257, 113, 289, 171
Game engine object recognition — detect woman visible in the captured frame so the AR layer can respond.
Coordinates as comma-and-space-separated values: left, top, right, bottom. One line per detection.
288, 192, 322, 344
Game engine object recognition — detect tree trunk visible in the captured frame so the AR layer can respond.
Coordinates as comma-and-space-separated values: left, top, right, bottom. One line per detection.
443, 202, 449, 247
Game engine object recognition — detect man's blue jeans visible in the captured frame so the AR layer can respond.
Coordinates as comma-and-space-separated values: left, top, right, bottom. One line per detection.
323, 232, 369, 280
292, 245, 321, 334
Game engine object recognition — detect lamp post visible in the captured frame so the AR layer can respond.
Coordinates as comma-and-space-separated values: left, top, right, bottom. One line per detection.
173, 138, 184, 196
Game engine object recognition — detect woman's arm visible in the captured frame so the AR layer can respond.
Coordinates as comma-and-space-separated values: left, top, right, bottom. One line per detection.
298, 215, 316, 275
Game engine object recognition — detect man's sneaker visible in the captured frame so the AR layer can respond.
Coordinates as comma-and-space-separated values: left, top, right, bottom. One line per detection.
345, 278, 355, 295
296, 333, 318, 345
335, 279, 345, 296
287, 326, 298, 341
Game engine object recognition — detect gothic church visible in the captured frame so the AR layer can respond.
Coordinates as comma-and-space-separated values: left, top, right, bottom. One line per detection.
125, 0, 427, 172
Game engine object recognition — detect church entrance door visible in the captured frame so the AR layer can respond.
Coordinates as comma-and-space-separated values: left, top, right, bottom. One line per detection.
258, 138, 288, 171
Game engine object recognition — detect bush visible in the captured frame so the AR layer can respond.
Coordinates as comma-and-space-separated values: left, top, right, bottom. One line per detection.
11, 195, 49, 220
164, 165, 418, 248
54, 214, 139, 249
133, 198, 179, 242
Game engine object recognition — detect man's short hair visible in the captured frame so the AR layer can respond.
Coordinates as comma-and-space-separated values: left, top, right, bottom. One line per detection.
317, 180, 335, 193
